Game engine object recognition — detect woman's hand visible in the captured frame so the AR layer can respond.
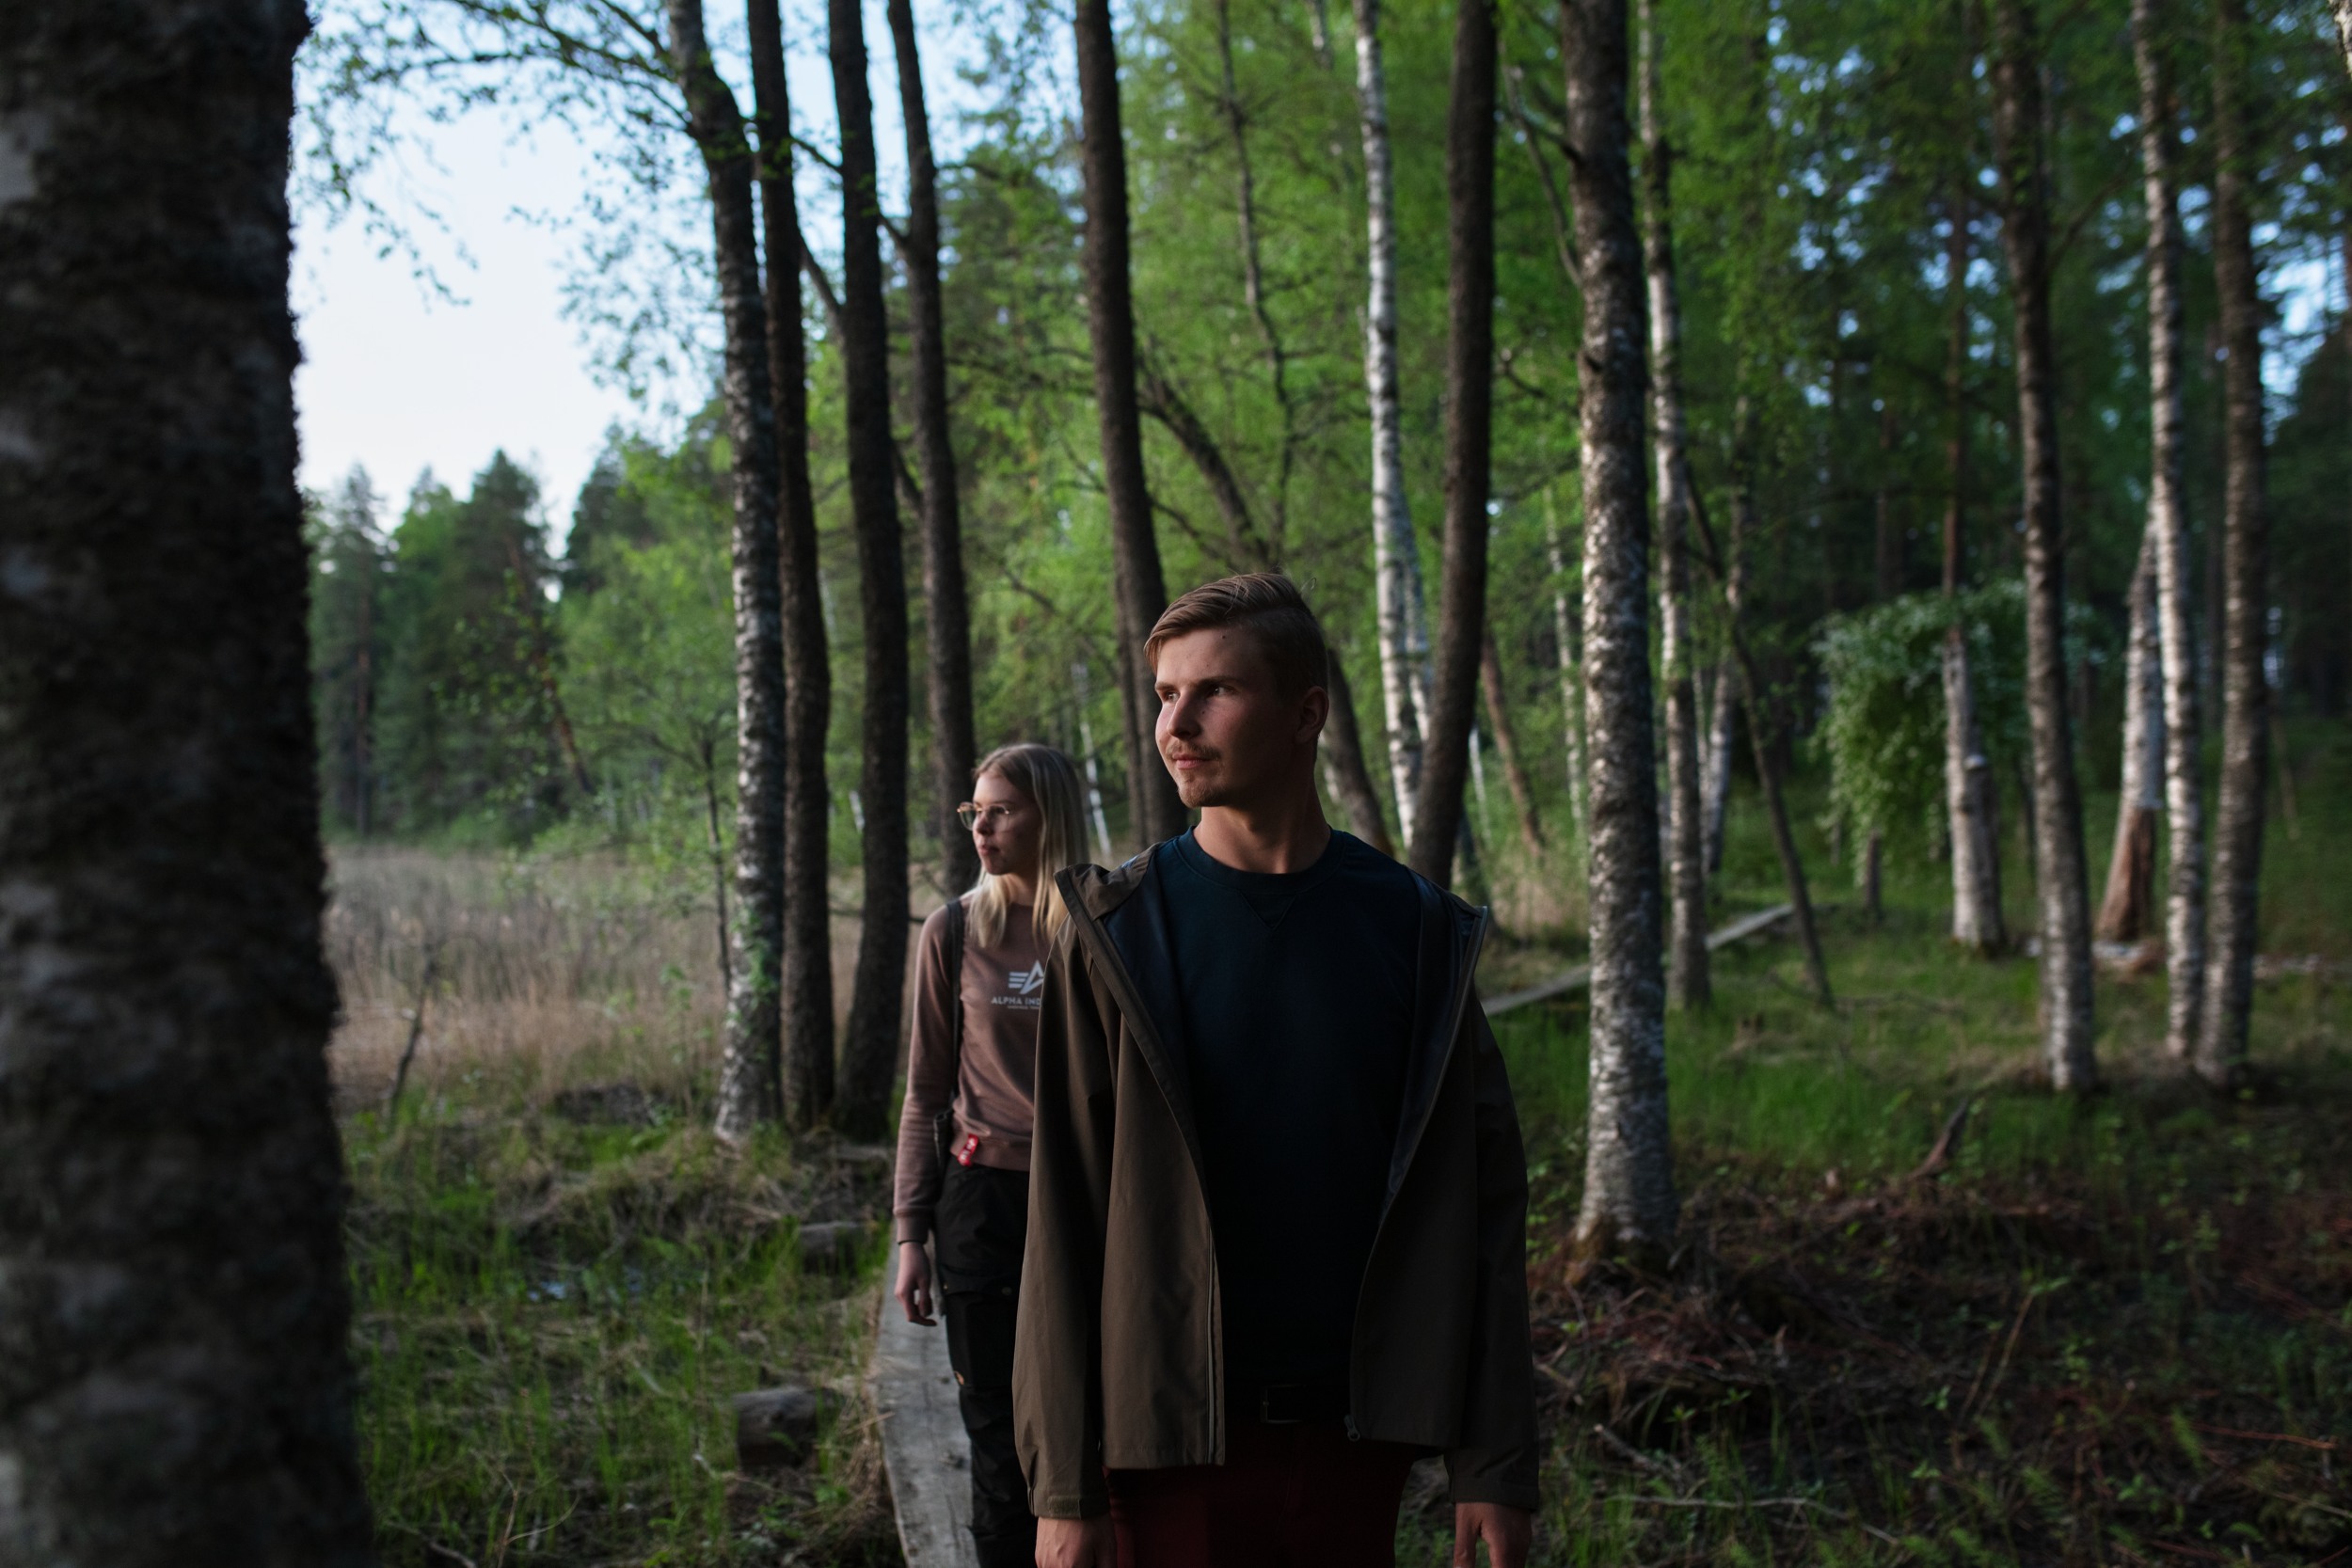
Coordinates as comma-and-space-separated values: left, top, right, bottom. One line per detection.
1035, 1516, 1115, 1567
894, 1241, 936, 1325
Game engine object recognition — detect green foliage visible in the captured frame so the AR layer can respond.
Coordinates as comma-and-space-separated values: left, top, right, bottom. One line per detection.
1813, 584, 2030, 852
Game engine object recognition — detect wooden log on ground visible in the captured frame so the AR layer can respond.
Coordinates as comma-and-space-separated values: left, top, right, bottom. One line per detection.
1483, 904, 1795, 1018
867, 1273, 979, 1566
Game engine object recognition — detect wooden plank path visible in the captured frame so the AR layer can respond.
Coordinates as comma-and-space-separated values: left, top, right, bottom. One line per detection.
1481, 904, 1795, 1017
868, 1279, 980, 1568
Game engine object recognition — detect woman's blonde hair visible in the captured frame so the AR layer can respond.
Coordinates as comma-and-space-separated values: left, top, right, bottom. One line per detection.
966, 742, 1092, 950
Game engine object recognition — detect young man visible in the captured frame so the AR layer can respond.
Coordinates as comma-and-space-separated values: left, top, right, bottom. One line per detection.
1014, 574, 1536, 1568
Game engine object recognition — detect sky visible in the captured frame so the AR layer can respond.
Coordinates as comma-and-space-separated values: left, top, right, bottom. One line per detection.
290, 0, 1018, 543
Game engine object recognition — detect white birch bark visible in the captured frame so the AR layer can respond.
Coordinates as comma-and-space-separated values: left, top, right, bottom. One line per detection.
1700, 657, 1736, 873
2134, 0, 2204, 1059
1547, 499, 1589, 852
1352, 0, 1433, 829
1944, 631, 2006, 950
2334, 0, 2352, 82
2095, 529, 2164, 942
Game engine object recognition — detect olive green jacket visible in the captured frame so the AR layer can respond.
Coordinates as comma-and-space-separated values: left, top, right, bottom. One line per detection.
1010, 850, 1539, 1519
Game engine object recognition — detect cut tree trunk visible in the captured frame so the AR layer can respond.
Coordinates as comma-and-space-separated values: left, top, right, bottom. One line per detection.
1075, 0, 1186, 846
0, 0, 373, 1554
887, 0, 979, 895
1993, 0, 2096, 1092
830, 0, 913, 1137
1639, 0, 1708, 1011
2132, 0, 2203, 1060
1409, 0, 1499, 892
2198, 0, 2271, 1090
1324, 654, 1397, 856
2096, 530, 2164, 942
670, 0, 786, 1139
1480, 629, 1545, 858
749, 0, 837, 1125
1941, 181, 2007, 954
1563, 0, 1676, 1267
1351, 0, 1435, 831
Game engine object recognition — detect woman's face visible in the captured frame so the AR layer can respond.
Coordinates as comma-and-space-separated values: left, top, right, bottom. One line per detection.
968, 769, 1043, 882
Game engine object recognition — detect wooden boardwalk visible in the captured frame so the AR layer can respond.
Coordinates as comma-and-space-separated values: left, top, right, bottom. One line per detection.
868, 1284, 979, 1568
1482, 903, 1795, 1017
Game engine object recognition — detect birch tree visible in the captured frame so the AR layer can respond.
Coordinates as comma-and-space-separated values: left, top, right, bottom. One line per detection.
1564, 0, 1676, 1265
1407, 0, 1499, 890
888, 0, 980, 895
1548, 498, 1590, 853
0, 0, 373, 1554
2197, 0, 2271, 1089
1993, 0, 2095, 1092
1941, 188, 2006, 953
1351, 0, 1435, 830
830, 0, 914, 1136
1639, 0, 1708, 1009
2133, 0, 2203, 1062
664, 0, 788, 1140
2095, 531, 2163, 942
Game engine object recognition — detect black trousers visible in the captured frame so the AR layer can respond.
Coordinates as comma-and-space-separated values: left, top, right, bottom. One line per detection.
933, 1161, 1035, 1568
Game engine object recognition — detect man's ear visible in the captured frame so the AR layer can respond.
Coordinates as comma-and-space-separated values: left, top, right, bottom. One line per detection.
1297, 685, 1331, 746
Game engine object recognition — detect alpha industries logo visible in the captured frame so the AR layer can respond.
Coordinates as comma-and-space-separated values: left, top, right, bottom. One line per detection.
992, 961, 1046, 1009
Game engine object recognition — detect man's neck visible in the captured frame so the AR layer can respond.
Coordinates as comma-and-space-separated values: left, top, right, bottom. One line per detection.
1191, 782, 1331, 875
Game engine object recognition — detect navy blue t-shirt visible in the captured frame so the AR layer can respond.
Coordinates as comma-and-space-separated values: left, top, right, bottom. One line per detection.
1104, 828, 1423, 1392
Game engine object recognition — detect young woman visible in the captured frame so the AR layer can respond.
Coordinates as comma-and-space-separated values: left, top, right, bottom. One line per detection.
891, 742, 1091, 1568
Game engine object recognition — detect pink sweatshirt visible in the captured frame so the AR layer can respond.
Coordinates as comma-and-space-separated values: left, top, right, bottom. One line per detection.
890, 895, 1046, 1243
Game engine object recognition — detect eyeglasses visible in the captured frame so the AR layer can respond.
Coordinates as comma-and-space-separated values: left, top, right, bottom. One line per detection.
956, 803, 1023, 831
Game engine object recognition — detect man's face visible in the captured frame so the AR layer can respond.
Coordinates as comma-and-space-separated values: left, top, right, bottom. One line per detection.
1152, 627, 1324, 811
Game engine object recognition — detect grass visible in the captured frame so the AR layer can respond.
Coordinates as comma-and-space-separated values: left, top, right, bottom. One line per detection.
331, 723, 2352, 1566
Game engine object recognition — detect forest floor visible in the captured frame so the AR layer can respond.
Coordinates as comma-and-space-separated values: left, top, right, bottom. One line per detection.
330, 723, 2352, 1568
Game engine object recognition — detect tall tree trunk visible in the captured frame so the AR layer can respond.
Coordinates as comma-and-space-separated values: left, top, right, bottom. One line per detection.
1563, 0, 1675, 1267
1409, 0, 1498, 891
830, 0, 913, 1137
1942, 183, 2008, 953
0, 1, 373, 1555
1211, 0, 1296, 559
1479, 630, 1545, 857
2096, 530, 2164, 942
887, 0, 979, 896
2198, 0, 2271, 1089
1873, 404, 1903, 600
1352, 0, 1435, 832
1639, 0, 1708, 1010
1699, 650, 1735, 874
2134, 0, 2203, 1060
1075, 0, 1186, 846
1548, 494, 1590, 854
2333, 0, 2352, 81
748, 0, 837, 1125
1323, 655, 1397, 855
1993, 0, 2096, 1092
670, 0, 786, 1140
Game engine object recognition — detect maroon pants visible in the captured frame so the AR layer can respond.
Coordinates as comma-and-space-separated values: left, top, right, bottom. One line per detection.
1106, 1419, 1420, 1568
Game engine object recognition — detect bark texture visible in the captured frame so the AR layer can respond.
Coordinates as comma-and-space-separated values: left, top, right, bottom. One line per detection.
2096, 531, 2163, 942
887, 0, 979, 895
1699, 656, 1736, 875
2198, 0, 2270, 1089
748, 0, 837, 1125
1941, 185, 2007, 953
1639, 0, 1708, 1010
1351, 0, 1434, 832
2133, 0, 2203, 1060
1409, 0, 1498, 891
670, 0, 786, 1139
0, 1, 373, 1557
830, 0, 913, 1136
1548, 500, 1590, 853
1075, 0, 1185, 846
1564, 0, 1676, 1265
1993, 0, 2096, 1091
2335, 0, 2352, 81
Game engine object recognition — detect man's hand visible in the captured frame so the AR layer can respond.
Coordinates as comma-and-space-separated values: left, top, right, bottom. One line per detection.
893, 1241, 935, 1325
1453, 1502, 1532, 1568
1035, 1515, 1115, 1568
